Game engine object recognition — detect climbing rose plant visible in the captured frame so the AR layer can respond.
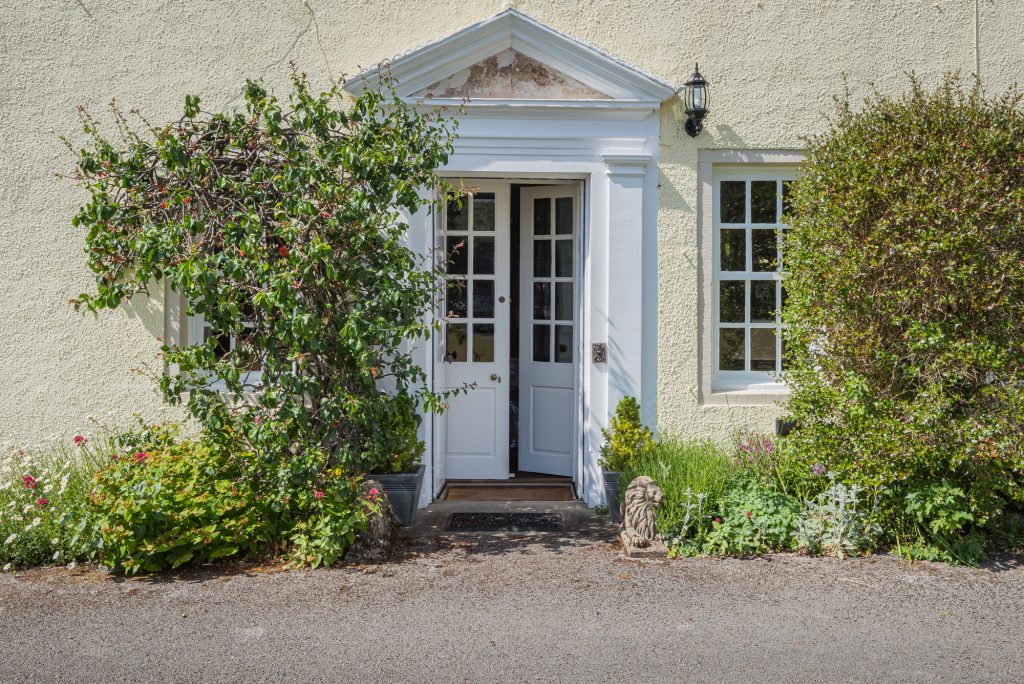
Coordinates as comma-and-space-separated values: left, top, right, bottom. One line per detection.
68, 69, 459, 475
781, 74, 1024, 533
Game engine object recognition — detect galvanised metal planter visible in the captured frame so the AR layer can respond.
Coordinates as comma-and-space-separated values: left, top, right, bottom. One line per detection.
602, 468, 623, 525
371, 464, 425, 526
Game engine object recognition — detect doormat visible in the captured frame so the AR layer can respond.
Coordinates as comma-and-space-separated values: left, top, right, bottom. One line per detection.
444, 512, 563, 532
444, 483, 575, 502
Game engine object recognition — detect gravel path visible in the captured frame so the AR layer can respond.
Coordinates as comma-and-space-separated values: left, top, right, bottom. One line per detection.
1, 528, 1023, 683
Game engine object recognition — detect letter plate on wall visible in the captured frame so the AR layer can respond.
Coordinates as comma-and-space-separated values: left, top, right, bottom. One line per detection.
591, 342, 607, 364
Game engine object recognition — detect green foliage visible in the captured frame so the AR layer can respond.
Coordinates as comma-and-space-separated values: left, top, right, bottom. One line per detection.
67, 68, 457, 479
90, 435, 369, 573
701, 477, 801, 555
900, 481, 987, 565
781, 74, 1024, 536
794, 480, 882, 558
599, 397, 653, 471
623, 434, 736, 541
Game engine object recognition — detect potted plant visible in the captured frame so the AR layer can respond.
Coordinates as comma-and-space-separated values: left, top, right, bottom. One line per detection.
599, 396, 654, 524
366, 393, 426, 526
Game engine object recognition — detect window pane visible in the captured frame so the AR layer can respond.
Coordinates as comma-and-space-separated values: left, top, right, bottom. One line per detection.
555, 282, 573, 321
555, 197, 573, 234
720, 181, 745, 223
752, 229, 778, 272
447, 198, 468, 231
533, 282, 550, 320
720, 229, 745, 271
719, 281, 745, 323
533, 324, 550, 362
750, 281, 776, 322
781, 180, 793, 219
533, 240, 551, 277
446, 279, 467, 318
446, 323, 468, 362
751, 180, 777, 223
446, 236, 467, 275
555, 325, 573, 363
534, 198, 551, 235
473, 279, 494, 318
473, 236, 494, 275
750, 328, 777, 371
719, 328, 745, 371
472, 324, 494, 362
555, 239, 573, 277
472, 193, 495, 231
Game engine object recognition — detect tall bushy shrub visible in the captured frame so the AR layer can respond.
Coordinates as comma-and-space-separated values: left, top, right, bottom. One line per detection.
782, 75, 1024, 532
68, 69, 458, 475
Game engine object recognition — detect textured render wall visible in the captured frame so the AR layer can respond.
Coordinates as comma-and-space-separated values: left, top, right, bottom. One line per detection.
1, 0, 1021, 446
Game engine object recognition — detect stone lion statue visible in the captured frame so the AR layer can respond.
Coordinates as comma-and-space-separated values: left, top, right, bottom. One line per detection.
622, 476, 664, 548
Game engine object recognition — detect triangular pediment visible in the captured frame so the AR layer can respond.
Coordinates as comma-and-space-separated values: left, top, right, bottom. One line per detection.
345, 9, 676, 105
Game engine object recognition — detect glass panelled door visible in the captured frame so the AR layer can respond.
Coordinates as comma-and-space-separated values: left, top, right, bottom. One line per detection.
441, 183, 511, 479
518, 185, 579, 477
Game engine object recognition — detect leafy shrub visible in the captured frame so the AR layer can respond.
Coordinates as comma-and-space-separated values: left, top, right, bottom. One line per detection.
623, 434, 736, 543
782, 74, 1024, 535
599, 397, 653, 471
701, 477, 801, 555
794, 480, 881, 558
899, 481, 987, 565
68, 68, 457, 484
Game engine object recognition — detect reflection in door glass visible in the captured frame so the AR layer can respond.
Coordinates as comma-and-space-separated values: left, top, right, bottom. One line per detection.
533, 240, 551, 277
555, 197, 573, 235
533, 282, 551, 320
533, 324, 550, 362
473, 324, 495, 362
555, 282, 572, 321
555, 240, 573, 277
446, 279, 467, 318
473, 193, 495, 231
447, 236, 468, 275
555, 325, 573, 363
473, 236, 495, 275
446, 323, 468, 362
473, 279, 495, 318
447, 198, 468, 231
533, 198, 551, 235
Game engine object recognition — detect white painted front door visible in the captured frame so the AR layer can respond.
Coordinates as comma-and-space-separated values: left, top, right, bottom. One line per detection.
517, 185, 579, 477
441, 183, 511, 479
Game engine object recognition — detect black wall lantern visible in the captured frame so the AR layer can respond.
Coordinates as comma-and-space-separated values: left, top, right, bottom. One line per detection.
683, 64, 710, 137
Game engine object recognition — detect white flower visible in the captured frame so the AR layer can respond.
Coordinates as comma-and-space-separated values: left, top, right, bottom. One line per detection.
50, 537, 59, 545
30, 517, 41, 528
67, 561, 77, 569
4, 533, 16, 544
1, 563, 11, 572
52, 550, 60, 560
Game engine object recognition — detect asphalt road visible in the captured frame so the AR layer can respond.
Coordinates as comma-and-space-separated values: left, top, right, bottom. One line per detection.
1, 521, 1023, 683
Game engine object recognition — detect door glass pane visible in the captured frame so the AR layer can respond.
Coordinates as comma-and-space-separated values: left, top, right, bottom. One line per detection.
719, 328, 745, 370
446, 323, 468, 362
751, 180, 777, 223
473, 279, 494, 318
446, 236, 467, 275
751, 229, 777, 272
720, 229, 745, 271
555, 240, 573, 277
533, 283, 551, 320
447, 199, 468, 231
472, 193, 495, 231
750, 328, 776, 371
533, 324, 550, 362
750, 281, 776, 322
446, 279, 467, 318
555, 197, 573, 235
719, 281, 745, 323
555, 282, 573, 321
720, 181, 745, 223
533, 240, 551, 277
555, 325, 573, 363
533, 198, 551, 235
473, 236, 494, 275
472, 324, 494, 362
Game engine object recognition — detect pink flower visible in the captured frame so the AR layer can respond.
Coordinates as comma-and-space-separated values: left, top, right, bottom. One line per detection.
714, 517, 722, 524
745, 511, 752, 519
23, 476, 37, 489
134, 451, 148, 463
36, 497, 48, 509
313, 490, 324, 500
368, 487, 381, 501
73, 434, 86, 446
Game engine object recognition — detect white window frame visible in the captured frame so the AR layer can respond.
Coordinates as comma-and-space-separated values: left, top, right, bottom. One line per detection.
698, 150, 803, 405
183, 309, 264, 392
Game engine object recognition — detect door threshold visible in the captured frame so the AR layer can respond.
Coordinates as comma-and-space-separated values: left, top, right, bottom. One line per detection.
441, 479, 577, 502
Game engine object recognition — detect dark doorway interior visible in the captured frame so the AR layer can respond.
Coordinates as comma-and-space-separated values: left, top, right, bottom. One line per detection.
509, 184, 521, 473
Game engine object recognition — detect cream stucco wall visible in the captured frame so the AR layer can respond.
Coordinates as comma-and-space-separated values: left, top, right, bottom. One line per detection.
1, 0, 1021, 447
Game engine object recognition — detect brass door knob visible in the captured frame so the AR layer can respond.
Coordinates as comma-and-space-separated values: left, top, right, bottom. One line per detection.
490, 373, 501, 382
